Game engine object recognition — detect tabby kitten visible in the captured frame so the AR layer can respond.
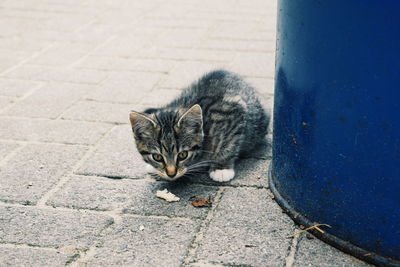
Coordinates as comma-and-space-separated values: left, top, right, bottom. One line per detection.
129, 70, 269, 182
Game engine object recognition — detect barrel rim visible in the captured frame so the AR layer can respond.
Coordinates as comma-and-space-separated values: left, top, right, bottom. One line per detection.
268, 166, 400, 267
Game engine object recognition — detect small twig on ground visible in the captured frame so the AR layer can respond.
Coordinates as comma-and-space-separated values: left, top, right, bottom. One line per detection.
291, 223, 331, 237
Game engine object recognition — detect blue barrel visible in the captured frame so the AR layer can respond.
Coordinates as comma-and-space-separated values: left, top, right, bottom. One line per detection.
270, 1, 400, 266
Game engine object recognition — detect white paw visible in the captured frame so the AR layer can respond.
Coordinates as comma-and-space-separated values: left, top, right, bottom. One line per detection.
209, 169, 235, 182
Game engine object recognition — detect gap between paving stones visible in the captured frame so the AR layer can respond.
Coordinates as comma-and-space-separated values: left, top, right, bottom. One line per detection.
0, 43, 56, 77
36, 125, 119, 207
0, 143, 26, 167
285, 231, 300, 267
0, 114, 126, 126
0, 81, 44, 114
0, 138, 90, 148
72, 172, 271, 190
182, 188, 225, 266
67, 36, 117, 69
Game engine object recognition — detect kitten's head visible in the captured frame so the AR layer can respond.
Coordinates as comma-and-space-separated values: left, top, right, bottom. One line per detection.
129, 104, 203, 180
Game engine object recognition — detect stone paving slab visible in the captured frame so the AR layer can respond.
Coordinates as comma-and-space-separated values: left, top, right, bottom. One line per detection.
77, 125, 146, 178
0, 246, 76, 267
61, 100, 143, 124
0, 79, 42, 97
140, 88, 182, 106
0, 51, 30, 73
123, 180, 218, 218
0, 96, 14, 111
159, 61, 231, 89
196, 187, 296, 267
84, 71, 164, 104
77, 56, 176, 73
2, 82, 94, 119
0, 118, 111, 145
48, 175, 217, 219
86, 216, 197, 267
0, 206, 113, 249
3, 65, 110, 85
27, 42, 98, 67
230, 158, 270, 188
0, 141, 19, 161
158, 47, 235, 62
0, 144, 87, 204
293, 235, 372, 267
245, 76, 275, 96
231, 52, 275, 78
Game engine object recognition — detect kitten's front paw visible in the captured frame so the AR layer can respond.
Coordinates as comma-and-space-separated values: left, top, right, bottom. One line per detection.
209, 169, 235, 182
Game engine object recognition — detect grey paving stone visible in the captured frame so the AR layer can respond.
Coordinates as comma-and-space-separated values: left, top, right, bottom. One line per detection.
0, 51, 31, 73
245, 76, 275, 95
0, 142, 19, 161
0, 206, 113, 249
140, 17, 213, 30
231, 52, 275, 78
91, 36, 151, 57
27, 42, 97, 66
61, 100, 143, 124
196, 39, 252, 51
0, 118, 111, 145
3, 82, 94, 119
77, 125, 147, 178
0, 79, 42, 97
77, 56, 175, 73
140, 88, 182, 106
160, 61, 230, 89
0, 96, 14, 110
3, 65, 109, 84
189, 261, 225, 267
47, 175, 140, 211
230, 159, 270, 188
156, 28, 208, 48
0, 36, 51, 52
124, 179, 217, 218
0, 246, 76, 267
196, 188, 295, 266
248, 39, 276, 53
84, 72, 163, 103
0, 143, 87, 204
209, 21, 260, 40
294, 235, 371, 267
87, 216, 197, 267
48, 175, 217, 218
158, 48, 235, 62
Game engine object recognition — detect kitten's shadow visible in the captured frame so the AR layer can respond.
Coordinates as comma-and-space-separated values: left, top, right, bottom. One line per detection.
181, 139, 271, 186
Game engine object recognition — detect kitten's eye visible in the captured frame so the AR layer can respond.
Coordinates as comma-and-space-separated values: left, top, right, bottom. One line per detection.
152, 154, 163, 162
177, 151, 188, 161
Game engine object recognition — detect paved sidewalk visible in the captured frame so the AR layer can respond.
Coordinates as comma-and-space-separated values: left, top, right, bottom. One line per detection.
0, 0, 370, 266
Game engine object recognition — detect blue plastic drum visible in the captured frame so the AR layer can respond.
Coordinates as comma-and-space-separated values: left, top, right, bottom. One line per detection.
270, 1, 400, 266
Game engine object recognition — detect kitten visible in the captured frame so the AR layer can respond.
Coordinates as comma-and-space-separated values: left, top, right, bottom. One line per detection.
129, 70, 269, 182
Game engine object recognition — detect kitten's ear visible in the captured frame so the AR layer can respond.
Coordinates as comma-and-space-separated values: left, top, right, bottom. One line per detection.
176, 104, 203, 131
129, 111, 157, 138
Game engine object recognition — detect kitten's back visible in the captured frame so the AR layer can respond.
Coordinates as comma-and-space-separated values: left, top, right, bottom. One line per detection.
167, 70, 269, 155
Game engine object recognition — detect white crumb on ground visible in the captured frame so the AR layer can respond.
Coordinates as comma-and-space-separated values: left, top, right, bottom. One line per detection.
156, 189, 180, 202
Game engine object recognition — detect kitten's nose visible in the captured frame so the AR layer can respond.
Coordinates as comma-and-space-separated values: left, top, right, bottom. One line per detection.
166, 165, 177, 177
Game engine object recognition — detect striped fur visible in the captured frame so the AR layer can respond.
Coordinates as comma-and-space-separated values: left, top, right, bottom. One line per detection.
129, 70, 270, 182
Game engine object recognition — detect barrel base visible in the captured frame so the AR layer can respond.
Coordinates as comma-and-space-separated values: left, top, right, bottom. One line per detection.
268, 168, 399, 267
